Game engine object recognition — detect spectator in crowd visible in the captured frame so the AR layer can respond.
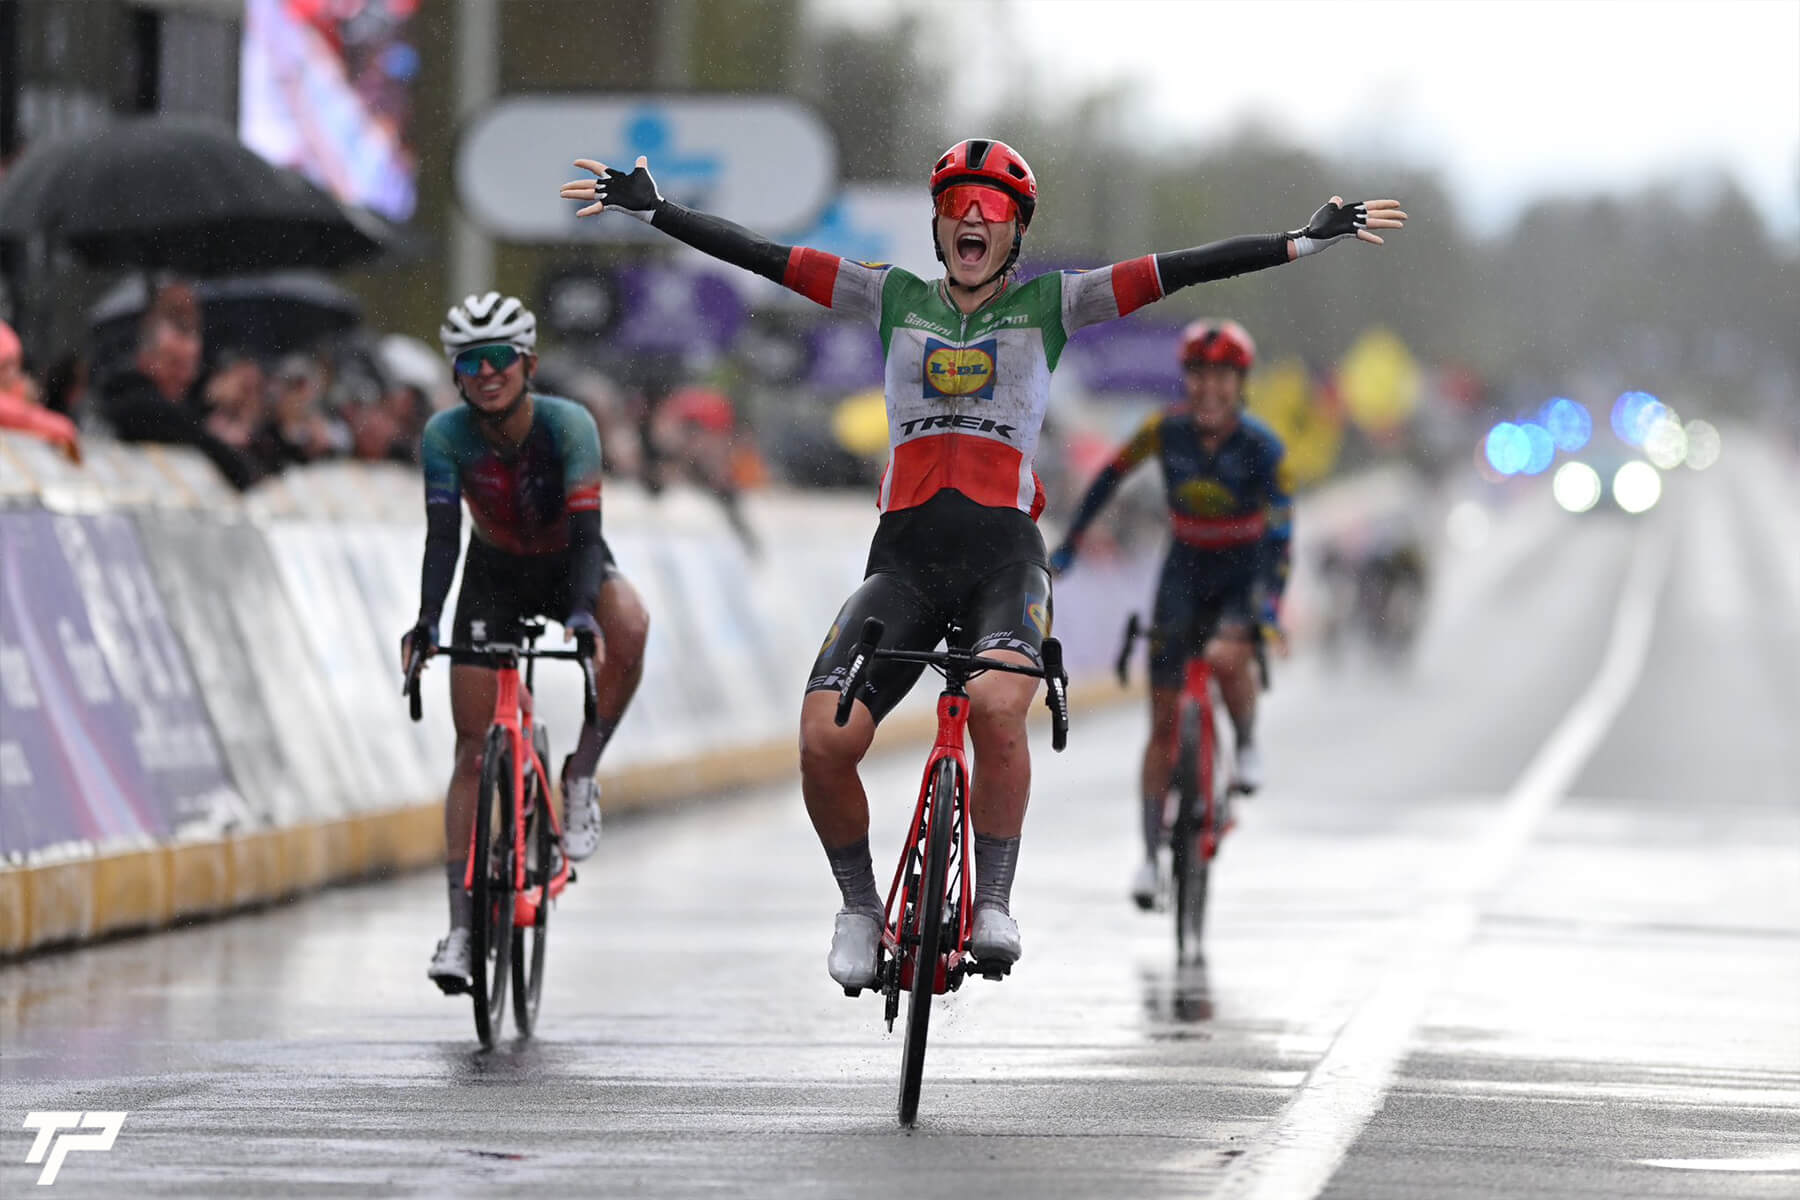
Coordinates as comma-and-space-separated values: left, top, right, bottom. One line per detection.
660, 384, 762, 556
0, 318, 82, 462
267, 352, 351, 465
199, 348, 284, 477
96, 311, 262, 489
41, 352, 89, 425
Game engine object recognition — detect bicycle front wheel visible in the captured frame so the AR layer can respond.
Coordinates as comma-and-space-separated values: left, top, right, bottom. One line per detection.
511, 762, 552, 1037
471, 726, 516, 1048
899, 756, 958, 1127
1172, 703, 1211, 964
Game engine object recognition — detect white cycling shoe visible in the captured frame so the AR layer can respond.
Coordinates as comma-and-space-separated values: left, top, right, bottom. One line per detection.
1130, 859, 1161, 911
970, 905, 1022, 966
1231, 745, 1263, 795
428, 928, 472, 995
828, 908, 882, 990
561, 767, 603, 861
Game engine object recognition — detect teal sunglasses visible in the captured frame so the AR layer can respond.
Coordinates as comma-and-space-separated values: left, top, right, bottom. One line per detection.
453, 343, 524, 376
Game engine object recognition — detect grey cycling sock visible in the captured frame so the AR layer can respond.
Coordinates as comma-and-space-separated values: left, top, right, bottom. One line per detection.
825, 836, 883, 917
1142, 791, 1163, 861
973, 834, 1020, 915
445, 860, 472, 930
564, 714, 616, 780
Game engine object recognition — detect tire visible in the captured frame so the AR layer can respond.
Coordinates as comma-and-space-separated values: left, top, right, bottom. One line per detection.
511, 755, 552, 1037
1172, 702, 1211, 964
898, 756, 958, 1127
470, 726, 515, 1048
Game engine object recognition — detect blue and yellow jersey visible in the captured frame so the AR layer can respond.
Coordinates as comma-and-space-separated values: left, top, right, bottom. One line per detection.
1068, 408, 1293, 598
419, 394, 603, 556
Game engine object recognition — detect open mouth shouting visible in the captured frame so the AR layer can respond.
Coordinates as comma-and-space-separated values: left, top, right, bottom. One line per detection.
956, 228, 989, 268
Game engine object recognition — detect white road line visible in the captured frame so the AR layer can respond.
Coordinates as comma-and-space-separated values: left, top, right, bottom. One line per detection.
1202, 527, 1674, 1200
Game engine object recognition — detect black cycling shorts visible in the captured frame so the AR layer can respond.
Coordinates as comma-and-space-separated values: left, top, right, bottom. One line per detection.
808, 491, 1051, 724
1149, 548, 1255, 690
451, 535, 620, 650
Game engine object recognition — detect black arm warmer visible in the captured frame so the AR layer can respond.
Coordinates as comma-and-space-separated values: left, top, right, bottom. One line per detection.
566, 509, 607, 619
651, 200, 793, 285
1154, 234, 1290, 294
417, 501, 461, 626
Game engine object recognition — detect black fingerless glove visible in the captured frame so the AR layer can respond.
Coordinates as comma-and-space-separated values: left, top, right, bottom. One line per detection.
1287, 200, 1369, 257
593, 161, 664, 223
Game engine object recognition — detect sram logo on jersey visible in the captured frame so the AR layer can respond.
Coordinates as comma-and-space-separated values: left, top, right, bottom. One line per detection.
923, 337, 997, 400
897, 412, 1017, 440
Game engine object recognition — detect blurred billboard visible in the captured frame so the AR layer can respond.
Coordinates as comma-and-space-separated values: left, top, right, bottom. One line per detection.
239, 0, 421, 222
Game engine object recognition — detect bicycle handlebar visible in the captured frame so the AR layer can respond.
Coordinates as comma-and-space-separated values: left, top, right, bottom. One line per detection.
402, 634, 600, 727
1114, 611, 1273, 692
832, 617, 1071, 752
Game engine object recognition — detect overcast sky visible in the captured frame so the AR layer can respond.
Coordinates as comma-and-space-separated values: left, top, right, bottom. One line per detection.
814, 0, 1800, 241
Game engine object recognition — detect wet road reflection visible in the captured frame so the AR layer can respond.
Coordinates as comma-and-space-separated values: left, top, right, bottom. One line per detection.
5, 450, 1799, 1198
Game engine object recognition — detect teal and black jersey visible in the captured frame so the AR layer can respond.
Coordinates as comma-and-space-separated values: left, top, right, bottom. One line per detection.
419, 394, 603, 556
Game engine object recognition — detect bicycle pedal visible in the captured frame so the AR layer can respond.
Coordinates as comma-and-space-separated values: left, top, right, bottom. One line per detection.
843, 986, 862, 998
976, 961, 1012, 981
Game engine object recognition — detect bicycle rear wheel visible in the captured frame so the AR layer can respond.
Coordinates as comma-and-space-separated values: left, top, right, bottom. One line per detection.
1172, 702, 1211, 964
471, 726, 515, 1048
511, 759, 552, 1037
898, 756, 958, 1127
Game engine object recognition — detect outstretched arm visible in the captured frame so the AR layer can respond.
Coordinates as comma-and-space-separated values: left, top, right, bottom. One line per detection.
1050, 416, 1163, 572
560, 156, 870, 312
1070, 197, 1410, 327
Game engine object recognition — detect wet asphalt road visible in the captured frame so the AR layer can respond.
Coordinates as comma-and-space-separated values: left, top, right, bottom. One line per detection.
4, 441, 1799, 1199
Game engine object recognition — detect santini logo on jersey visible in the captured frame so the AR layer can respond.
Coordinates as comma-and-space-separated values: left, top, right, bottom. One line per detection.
923, 337, 997, 400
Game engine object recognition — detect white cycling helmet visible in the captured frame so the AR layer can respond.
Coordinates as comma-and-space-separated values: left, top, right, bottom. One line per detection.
439, 291, 537, 358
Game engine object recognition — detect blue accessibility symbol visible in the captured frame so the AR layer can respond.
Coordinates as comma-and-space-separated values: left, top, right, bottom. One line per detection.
799, 198, 887, 262
621, 108, 720, 193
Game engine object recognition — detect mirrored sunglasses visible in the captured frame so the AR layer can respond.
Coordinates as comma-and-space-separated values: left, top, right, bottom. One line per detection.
452, 343, 524, 376
933, 184, 1018, 224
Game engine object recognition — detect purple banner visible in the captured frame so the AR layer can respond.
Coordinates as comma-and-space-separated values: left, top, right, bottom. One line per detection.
610, 264, 747, 354
805, 318, 886, 393
0, 511, 205, 858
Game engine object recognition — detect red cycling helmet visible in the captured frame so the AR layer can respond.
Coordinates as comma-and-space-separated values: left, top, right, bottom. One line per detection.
1179, 319, 1256, 372
929, 138, 1037, 229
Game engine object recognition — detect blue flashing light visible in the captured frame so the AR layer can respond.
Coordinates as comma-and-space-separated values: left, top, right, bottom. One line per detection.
1611, 390, 1666, 447
1519, 422, 1556, 475
1540, 397, 1591, 452
1485, 422, 1531, 476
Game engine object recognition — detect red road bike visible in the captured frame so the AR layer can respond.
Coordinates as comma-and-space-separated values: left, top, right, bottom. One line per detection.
1115, 613, 1266, 962
832, 617, 1070, 1127
404, 621, 597, 1048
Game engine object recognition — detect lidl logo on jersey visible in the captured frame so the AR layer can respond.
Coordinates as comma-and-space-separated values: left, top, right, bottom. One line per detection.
1176, 477, 1240, 517
923, 338, 997, 400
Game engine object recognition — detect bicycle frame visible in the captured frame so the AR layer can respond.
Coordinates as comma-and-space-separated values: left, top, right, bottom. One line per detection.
463, 660, 570, 928
1174, 654, 1226, 861
882, 691, 977, 996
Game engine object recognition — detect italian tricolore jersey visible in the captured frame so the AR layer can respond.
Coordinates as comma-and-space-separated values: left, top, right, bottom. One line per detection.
783, 252, 1167, 519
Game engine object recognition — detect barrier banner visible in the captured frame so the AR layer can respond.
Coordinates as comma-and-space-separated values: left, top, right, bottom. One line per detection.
1, 511, 171, 857
56, 513, 246, 835
261, 522, 427, 807
133, 513, 359, 826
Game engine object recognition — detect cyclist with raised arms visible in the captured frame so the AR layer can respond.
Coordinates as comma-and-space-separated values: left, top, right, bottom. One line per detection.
403, 292, 651, 994
1049, 319, 1290, 908
560, 141, 1405, 989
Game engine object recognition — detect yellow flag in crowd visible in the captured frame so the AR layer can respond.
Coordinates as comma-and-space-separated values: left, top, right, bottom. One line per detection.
1246, 359, 1343, 487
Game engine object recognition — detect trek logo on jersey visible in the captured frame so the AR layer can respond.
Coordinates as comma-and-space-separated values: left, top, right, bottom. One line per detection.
923, 337, 997, 400
896, 413, 1016, 440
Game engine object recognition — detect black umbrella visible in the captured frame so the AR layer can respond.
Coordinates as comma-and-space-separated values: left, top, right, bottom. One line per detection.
0, 116, 383, 274
88, 272, 363, 363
